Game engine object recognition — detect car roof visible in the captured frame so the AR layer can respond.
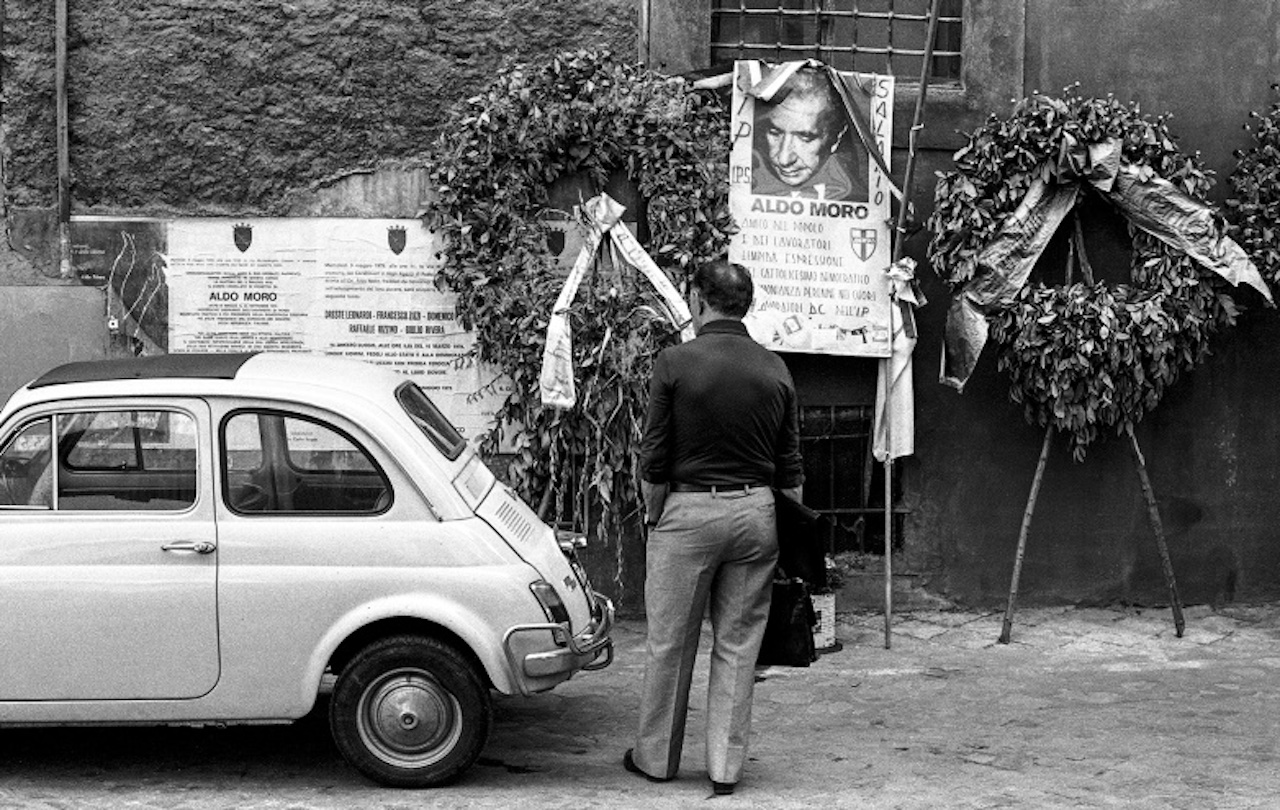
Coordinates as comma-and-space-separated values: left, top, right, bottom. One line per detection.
29, 353, 257, 388
17, 353, 413, 406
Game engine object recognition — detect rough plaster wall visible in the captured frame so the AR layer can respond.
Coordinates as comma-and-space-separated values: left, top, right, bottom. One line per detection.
1023, 0, 1280, 201
3, 1, 57, 210
3, 0, 636, 214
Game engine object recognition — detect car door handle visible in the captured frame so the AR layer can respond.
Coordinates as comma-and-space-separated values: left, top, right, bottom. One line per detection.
161, 540, 216, 554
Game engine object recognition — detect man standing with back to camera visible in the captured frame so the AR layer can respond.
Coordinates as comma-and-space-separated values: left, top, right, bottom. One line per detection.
623, 259, 804, 797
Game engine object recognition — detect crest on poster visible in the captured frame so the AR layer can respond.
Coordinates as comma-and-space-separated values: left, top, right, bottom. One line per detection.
388, 225, 407, 255
850, 228, 878, 262
233, 223, 253, 253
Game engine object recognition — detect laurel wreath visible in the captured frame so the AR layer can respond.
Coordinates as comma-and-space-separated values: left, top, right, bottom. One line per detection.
927, 90, 1237, 460
421, 51, 733, 581
1228, 84, 1280, 293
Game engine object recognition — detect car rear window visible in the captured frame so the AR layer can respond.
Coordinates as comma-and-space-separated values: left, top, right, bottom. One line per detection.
222, 410, 391, 514
396, 383, 466, 460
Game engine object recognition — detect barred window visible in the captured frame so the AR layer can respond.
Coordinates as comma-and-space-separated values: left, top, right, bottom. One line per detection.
711, 0, 963, 84
800, 404, 904, 555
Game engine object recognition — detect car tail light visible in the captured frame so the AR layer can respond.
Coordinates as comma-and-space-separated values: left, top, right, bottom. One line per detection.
554, 530, 591, 600
529, 580, 571, 645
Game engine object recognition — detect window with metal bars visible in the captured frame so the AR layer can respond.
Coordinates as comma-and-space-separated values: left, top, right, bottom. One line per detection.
711, 0, 963, 84
800, 404, 904, 556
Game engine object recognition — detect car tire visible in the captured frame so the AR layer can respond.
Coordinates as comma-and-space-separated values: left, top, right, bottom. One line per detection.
329, 635, 493, 788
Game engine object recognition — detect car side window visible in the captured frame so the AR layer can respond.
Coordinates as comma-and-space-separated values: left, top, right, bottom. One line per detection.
0, 418, 54, 508
56, 410, 198, 511
222, 411, 391, 514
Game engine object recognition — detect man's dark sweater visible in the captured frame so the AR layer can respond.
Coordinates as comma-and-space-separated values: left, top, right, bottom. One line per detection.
640, 319, 804, 489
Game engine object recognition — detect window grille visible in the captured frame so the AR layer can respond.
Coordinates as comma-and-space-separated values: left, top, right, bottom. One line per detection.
711, 0, 963, 83
800, 404, 904, 555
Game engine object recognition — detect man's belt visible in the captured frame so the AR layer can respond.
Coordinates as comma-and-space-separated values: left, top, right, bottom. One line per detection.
668, 482, 765, 493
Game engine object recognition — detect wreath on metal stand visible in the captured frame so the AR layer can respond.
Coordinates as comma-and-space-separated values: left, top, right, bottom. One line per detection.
928, 88, 1272, 641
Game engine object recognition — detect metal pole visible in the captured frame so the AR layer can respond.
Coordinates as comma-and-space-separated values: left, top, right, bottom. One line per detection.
892, 0, 943, 269
882, 0, 943, 649
55, 0, 71, 278
638, 0, 651, 66
883, 304, 894, 649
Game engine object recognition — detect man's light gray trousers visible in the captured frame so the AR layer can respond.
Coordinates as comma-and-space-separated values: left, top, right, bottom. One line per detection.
632, 486, 778, 784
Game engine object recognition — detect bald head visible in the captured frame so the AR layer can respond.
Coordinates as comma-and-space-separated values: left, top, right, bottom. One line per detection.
693, 260, 754, 319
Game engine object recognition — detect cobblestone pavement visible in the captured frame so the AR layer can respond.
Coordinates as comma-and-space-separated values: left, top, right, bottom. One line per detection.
2, 604, 1280, 808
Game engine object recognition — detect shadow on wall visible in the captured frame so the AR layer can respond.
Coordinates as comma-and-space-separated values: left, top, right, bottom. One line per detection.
5, 209, 59, 282
0, 287, 107, 405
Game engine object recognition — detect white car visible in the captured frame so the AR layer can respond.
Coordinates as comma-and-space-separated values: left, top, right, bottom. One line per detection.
0, 352, 613, 787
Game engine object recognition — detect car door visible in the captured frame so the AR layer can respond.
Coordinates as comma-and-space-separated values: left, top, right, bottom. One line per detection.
0, 399, 219, 701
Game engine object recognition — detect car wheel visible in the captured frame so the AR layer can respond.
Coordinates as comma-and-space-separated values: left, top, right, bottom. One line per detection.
329, 635, 492, 788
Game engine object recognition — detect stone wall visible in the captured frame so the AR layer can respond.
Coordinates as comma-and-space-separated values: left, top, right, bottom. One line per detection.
2, 0, 637, 276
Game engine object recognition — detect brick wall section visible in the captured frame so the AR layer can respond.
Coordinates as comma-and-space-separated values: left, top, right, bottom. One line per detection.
3, 0, 636, 214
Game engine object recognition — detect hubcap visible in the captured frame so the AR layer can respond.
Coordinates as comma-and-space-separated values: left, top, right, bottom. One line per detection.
357, 667, 463, 768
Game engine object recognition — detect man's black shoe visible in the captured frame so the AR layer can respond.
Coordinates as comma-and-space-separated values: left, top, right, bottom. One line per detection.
711, 780, 736, 796
623, 749, 671, 783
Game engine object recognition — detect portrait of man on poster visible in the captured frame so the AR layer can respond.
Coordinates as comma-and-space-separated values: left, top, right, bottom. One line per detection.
751, 67, 870, 202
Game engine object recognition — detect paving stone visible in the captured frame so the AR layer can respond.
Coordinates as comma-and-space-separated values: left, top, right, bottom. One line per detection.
890, 619, 955, 640
4, 604, 1280, 808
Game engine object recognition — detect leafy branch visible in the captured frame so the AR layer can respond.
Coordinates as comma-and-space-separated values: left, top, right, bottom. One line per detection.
1228, 83, 1280, 293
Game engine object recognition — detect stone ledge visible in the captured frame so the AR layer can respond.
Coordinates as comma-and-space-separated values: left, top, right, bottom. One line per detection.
835, 569, 956, 613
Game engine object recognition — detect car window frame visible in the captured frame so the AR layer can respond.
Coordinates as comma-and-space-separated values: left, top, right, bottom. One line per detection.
0, 402, 203, 515
0, 415, 54, 510
219, 406, 395, 517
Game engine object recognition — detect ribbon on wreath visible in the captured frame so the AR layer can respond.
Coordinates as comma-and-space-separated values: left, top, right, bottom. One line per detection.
874, 257, 921, 461
942, 137, 1272, 390
539, 194, 694, 410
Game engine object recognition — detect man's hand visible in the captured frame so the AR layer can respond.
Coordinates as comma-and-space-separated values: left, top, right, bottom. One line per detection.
778, 485, 803, 503
641, 480, 668, 527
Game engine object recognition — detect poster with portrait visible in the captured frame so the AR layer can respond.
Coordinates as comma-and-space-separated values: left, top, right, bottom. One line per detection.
728, 60, 895, 357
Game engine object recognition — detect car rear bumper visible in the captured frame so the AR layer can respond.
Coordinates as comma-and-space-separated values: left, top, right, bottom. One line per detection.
501, 590, 615, 696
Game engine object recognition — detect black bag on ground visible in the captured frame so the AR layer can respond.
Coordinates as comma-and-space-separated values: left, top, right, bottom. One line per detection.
774, 490, 830, 588
757, 576, 818, 667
